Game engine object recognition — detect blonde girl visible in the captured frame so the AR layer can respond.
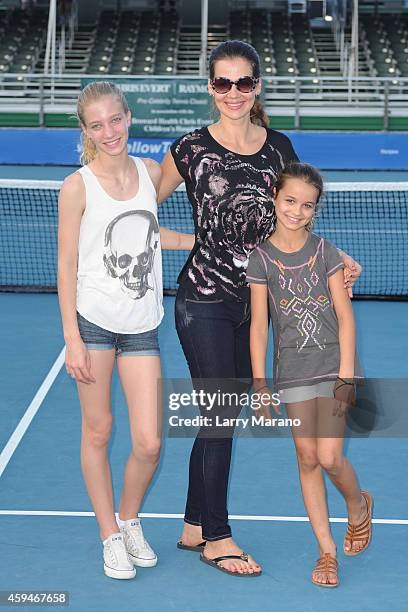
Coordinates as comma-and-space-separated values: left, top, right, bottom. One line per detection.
58, 81, 189, 579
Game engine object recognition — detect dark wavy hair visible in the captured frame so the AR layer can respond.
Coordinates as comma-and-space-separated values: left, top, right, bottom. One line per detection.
270, 162, 324, 233
275, 162, 324, 202
208, 40, 269, 129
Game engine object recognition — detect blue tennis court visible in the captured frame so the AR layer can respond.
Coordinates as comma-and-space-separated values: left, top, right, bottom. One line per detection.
1, 0, 408, 608
0, 289, 407, 611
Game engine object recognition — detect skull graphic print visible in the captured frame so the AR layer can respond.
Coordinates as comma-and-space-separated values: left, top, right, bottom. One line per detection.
103, 210, 159, 300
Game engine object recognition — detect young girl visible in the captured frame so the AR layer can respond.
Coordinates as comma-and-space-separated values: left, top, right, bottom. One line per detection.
248, 162, 373, 587
58, 81, 191, 579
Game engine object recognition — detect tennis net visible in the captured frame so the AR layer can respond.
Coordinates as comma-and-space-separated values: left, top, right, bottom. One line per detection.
0, 179, 407, 298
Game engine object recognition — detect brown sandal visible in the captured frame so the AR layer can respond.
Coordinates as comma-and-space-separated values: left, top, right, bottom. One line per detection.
344, 491, 373, 556
311, 553, 339, 588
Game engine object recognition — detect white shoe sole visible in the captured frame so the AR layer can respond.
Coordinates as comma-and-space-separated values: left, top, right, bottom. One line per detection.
128, 554, 158, 568
104, 564, 136, 579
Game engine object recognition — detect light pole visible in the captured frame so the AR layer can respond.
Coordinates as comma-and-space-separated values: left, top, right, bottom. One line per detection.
199, 0, 208, 77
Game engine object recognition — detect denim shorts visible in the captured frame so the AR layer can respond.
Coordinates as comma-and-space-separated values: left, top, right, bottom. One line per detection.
77, 312, 160, 357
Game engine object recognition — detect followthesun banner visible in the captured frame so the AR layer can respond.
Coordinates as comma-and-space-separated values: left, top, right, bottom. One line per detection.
0, 128, 407, 169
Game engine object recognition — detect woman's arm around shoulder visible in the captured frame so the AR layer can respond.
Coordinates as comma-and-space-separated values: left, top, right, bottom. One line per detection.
157, 150, 194, 249
142, 156, 193, 250
142, 157, 162, 194
158, 150, 184, 205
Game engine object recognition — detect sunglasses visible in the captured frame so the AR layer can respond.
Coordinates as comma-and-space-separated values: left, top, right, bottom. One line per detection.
210, 76, 259, 94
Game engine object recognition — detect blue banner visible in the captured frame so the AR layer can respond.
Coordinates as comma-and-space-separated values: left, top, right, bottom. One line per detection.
0, 129, 173, 165
0, 128, 407, 169
288, 131, 408, 170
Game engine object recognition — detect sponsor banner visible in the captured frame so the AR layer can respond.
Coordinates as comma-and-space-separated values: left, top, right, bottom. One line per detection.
127, 138, 173, 159
0, 128, 407, 169
0, 129, 173, 165
82, 78, 211, 138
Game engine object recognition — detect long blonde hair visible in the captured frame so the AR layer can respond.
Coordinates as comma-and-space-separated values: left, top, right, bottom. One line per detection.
77, 81, 130, 165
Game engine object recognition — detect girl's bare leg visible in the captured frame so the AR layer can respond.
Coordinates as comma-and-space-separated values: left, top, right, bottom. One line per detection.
286, 400, 337, 585
77, 349, 117, 541
316, 397, 368, 553
117, 355, 162, 519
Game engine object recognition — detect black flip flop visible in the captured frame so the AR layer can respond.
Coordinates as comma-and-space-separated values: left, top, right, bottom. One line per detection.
177, 540, 206, 552
200, 552, 262, 577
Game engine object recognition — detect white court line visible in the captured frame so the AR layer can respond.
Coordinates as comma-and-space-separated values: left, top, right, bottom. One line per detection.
0, 510, 407, 525
0, 348, 66, 479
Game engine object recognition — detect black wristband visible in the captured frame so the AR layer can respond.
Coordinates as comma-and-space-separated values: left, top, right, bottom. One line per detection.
254, 385, 269, 393
336, 377, 354, 387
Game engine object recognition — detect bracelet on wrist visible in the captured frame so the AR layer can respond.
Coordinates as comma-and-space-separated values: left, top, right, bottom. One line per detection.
254, 384, 269, 393
336, 377, 354, 386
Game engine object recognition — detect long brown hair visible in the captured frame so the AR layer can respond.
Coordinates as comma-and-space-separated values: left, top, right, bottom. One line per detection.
77, 81, 129, 165
272, 162, 324, 232
275, 162, 324, 202
209, 40, 269, 129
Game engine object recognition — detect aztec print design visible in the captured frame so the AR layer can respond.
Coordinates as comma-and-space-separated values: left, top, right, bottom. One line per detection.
172, 129, 297, 300
258, 238, 342, 353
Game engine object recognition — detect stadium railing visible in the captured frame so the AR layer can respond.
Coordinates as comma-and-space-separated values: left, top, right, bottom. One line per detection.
0, 74, 407, 129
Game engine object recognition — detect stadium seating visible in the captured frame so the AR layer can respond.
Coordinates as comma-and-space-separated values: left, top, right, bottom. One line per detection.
0, 8, 47, 74
0, 4, 407, 81
361, 13, 408, 77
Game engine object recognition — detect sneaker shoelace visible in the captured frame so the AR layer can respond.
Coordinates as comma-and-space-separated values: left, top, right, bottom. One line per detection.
125, 521, 153, 554
105, 535, 132, 567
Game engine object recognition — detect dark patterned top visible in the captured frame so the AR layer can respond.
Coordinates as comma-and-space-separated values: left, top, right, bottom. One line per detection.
170, 126, 298, 301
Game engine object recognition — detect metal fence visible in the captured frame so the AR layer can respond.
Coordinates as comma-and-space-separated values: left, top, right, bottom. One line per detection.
0, 73, 407, 130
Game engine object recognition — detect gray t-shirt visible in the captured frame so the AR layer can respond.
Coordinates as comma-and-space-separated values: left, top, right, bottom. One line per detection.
247, 233, 345, 390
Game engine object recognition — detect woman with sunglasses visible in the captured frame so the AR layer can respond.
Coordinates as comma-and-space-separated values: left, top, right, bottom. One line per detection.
158, 40, 361, 577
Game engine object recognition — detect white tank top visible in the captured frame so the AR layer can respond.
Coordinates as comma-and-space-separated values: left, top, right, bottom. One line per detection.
76, 156, 164, 334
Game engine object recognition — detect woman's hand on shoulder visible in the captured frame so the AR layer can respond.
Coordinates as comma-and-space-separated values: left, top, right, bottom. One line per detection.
142, 158, 162, 194
339, 250, 362, 293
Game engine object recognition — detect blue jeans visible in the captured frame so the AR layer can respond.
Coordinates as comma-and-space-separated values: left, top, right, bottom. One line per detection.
175, 286, 252, 541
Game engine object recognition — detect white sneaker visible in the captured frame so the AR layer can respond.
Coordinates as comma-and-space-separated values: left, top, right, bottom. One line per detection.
103, 532, 136, 579
121, 518, 158, 567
